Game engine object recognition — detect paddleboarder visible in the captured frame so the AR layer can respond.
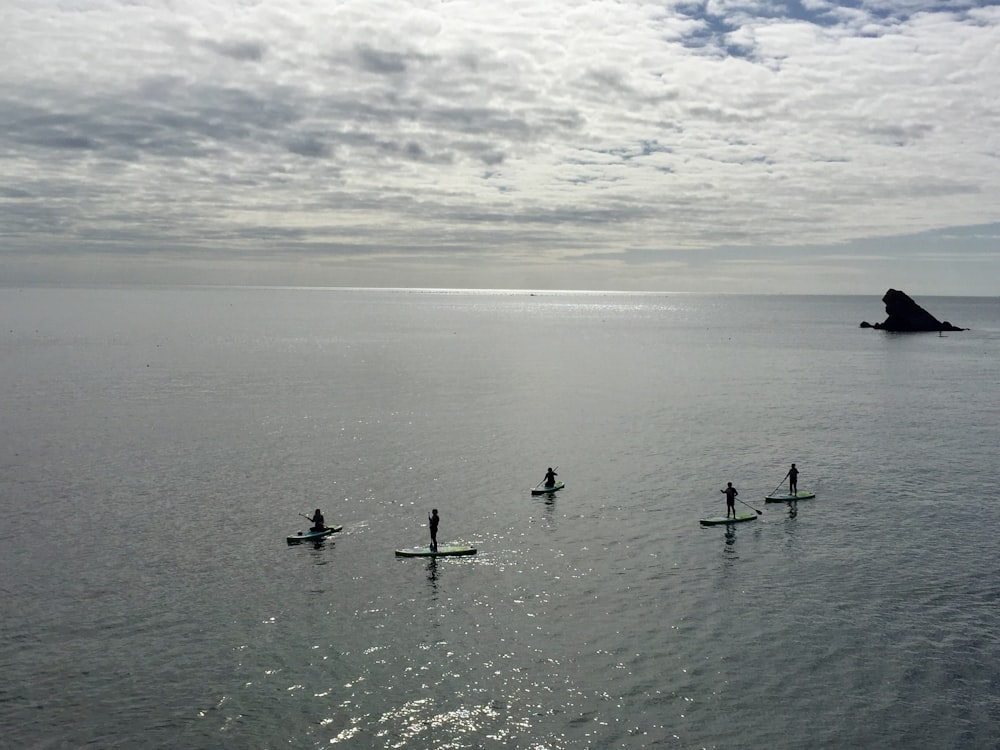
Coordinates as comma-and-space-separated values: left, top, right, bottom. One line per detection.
721, 482, 738, 518
786, 464, 799, 495
543, 467, 558, 489
428, 508, 439, 551
309, 509, 325, 531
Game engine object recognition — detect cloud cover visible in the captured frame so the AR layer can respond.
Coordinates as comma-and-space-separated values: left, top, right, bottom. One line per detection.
1, 0, 999, 292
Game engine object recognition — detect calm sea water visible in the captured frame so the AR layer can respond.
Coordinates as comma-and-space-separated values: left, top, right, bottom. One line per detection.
2, 287, 999, 749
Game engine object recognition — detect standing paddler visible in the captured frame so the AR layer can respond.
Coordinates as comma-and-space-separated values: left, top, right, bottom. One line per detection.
721, 482, 739, 518
786, 464, 799, 495
428, 508, 439, 551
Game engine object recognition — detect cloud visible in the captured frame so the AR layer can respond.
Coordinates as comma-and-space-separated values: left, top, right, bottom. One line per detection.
0, 0, 999, 293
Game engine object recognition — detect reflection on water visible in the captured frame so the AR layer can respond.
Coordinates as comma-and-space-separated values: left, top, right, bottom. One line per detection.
425, 557, 439, 590
535, 494, 559, 531
326, 699, 509, 747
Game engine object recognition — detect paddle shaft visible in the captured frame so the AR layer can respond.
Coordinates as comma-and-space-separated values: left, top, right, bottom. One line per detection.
722, 488, 762, 515
771, 472, 790, 496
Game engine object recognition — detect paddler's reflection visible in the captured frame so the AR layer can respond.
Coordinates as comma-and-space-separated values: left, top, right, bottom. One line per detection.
725, 526, 736, 546
426, 557, 439, 588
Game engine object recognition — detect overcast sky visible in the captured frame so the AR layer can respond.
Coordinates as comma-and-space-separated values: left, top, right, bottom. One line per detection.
2, 0, 999, 294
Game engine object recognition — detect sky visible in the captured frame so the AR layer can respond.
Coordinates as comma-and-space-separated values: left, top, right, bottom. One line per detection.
2, 0, 999, 294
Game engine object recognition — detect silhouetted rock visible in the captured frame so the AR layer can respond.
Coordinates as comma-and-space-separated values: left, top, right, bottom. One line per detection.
860, 289, 966, 332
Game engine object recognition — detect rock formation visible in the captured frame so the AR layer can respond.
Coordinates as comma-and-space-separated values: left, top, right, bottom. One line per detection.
860, 289, 965, 332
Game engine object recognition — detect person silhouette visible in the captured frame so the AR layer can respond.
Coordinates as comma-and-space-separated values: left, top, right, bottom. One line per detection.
309, 509, 325, 531
721, 482, 738, 518
787, 464, 799, 495
543, 467, 558, 488
428, 509, 439, 551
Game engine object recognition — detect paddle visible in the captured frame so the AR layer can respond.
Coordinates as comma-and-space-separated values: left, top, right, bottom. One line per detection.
737, 496, 763, 515
769, 476, 788, 497
720, 485, 762, 516
534, 465, 558, 489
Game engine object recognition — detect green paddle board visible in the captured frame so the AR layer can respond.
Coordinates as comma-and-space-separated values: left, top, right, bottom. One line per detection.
395, 545, 477, 558
765, 491, 816, 502
531, 482, 564, 495
700, 514, 757, 526
286, 525, 343, 544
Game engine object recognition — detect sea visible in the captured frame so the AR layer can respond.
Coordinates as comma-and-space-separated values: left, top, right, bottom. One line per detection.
1, 287, 999, 749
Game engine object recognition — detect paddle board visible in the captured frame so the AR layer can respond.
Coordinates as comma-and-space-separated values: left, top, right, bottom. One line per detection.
700, 514, 757, 526
395, 545, 477, 557
765, 491, 816, 502
287, 525, 343, 544
531, 482, 564, 495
